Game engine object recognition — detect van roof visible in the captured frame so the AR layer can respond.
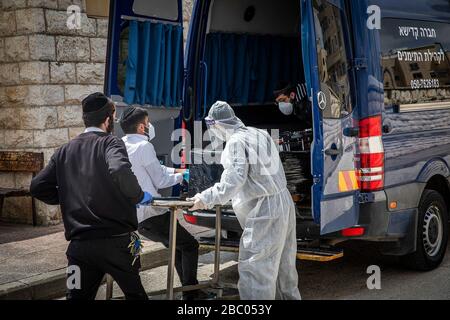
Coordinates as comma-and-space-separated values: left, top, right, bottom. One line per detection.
374, 0, 450, 22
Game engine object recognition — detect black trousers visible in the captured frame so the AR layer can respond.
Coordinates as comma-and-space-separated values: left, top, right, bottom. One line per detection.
66, 235, 148, 300
138, 212, 199, 289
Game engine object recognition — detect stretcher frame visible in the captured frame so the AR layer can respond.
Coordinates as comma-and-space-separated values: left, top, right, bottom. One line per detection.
152, 201, 228, 300
106, 201, 234, 300
104, 201, 344, 299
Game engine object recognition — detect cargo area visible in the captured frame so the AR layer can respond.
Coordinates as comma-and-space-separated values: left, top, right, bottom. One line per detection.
187, 0, 314, 225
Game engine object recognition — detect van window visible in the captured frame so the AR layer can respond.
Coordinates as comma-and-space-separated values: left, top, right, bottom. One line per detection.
203, 0, 303, 108
381, 18, 450, 112
132, 0, 179, 21
313, 0, 353, 119
112, 18, 183, 107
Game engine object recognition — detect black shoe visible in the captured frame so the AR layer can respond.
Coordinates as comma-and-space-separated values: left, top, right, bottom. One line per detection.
182, 289, 216, 300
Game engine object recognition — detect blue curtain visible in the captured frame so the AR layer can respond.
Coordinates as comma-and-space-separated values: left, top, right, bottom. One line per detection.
204, 33, 302, 106
124, 20, 183, 107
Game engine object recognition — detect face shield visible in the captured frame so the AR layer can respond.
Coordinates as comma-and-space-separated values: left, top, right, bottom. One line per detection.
205, 118, 245, 150
205, 101, 245, 144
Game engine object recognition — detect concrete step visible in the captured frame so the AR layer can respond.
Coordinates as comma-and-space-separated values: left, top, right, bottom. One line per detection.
0, 241, 212, 300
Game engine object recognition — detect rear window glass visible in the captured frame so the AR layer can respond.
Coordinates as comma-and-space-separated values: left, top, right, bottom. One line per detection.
132, 0, 179, 21
313, 0, 353, 119
381, 18, 450, 112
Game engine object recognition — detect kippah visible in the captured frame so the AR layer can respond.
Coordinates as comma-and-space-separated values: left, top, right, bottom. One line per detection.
82, 92, 111, 113
273, 82, 294, 98
120, 106, 137, 123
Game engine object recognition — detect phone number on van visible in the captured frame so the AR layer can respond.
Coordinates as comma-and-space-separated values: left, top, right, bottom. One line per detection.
411, 79, 440, 89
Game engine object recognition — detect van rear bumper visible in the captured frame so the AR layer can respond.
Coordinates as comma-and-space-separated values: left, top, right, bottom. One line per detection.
357, 191, 417, 240
183, 191, 418, 255
326, 190, 418, 255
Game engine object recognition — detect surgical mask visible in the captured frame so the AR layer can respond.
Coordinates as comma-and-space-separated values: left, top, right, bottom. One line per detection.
278, 102, 294, 116
144, 123, 156, 141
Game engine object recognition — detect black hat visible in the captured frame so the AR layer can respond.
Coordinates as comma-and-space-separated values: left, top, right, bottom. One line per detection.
119, 106, 149, 134
273, 82, 295, 98
119, 106, 138, 124
82, 92, 112, 113
82, 92, 115, 126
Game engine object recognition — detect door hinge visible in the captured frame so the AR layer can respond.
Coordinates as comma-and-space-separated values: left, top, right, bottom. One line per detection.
352, 58, 368, 70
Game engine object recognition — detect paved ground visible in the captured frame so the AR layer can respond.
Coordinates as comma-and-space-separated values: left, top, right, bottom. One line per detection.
299, 241, 450, 300
97, 240, 450, 300
0, 215, 213, 298
2, 221, 450, 300
0, 223, 66, 286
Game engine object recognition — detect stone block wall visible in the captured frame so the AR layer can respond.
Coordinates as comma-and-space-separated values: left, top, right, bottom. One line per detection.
0, 0, 194, 225
0, 0, 107, 225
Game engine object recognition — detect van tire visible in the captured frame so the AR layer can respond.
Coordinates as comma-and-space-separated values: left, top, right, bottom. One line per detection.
401, 190, 448, 271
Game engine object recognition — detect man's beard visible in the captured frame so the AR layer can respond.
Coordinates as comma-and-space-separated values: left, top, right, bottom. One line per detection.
106, 116, 114, 134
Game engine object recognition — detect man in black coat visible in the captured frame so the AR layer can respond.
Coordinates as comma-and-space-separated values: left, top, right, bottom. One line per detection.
31, 92, 153, 300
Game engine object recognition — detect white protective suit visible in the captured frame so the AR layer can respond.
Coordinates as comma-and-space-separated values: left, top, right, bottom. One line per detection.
194, 101, 301, 300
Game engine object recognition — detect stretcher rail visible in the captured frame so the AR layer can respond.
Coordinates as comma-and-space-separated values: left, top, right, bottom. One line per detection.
105, 200, 230, 300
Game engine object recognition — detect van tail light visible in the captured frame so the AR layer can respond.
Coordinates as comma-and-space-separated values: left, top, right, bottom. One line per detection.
358, 116, 384, 192
342, 227, 365, 237
183, 213, 198, 225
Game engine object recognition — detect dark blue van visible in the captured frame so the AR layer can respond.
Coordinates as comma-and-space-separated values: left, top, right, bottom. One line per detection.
105, 0, 450, 270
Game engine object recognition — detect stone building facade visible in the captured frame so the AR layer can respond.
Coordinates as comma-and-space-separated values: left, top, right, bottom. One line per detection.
0, 0, 193, 225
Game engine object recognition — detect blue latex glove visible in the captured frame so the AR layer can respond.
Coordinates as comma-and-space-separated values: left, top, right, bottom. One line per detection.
183, 169, 190, 182
139, 192, 153, 206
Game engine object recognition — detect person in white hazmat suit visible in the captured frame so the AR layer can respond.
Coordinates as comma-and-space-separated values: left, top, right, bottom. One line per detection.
187, 101, 301, 300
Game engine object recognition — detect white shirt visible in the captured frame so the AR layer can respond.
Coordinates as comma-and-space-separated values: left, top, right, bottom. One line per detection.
122, 134, 183, 222
84, 127, 105, 133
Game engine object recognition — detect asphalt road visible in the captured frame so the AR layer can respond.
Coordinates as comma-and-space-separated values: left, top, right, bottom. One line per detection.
97, 238, 450, 300
298, 241, 450, 299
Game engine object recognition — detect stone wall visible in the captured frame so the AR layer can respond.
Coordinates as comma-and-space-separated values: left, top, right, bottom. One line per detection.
0, 0, 107, 225
0, 0, 194, 225
183, 0, 194, 45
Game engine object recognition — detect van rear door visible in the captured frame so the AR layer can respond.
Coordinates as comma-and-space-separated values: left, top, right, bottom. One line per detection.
302, 0, 360, 235
105, 0, 184, 107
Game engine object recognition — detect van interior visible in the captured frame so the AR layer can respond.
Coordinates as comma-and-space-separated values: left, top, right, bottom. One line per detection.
114, 0, 314, 220
190, 0, 314, 220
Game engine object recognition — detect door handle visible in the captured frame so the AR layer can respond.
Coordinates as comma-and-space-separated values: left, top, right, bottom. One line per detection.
325, 146, 342, 156
343, 127, 359, 137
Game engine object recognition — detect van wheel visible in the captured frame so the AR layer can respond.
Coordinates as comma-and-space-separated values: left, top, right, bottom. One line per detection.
401, 190, 448, 271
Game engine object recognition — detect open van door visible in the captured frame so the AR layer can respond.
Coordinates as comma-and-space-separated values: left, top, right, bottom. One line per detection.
302, 0, 360, 235
105, 0, 184, 108
105, 0, 185, 196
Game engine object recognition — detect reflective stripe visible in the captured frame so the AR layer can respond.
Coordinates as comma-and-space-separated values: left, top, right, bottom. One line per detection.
358, 175, 383, 182
339, 170, 359, 192
360, 167, 383, 174
296, 83, 307, 100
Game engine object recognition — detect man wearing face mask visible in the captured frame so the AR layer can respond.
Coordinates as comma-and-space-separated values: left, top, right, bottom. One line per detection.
274, 82, 311, 124
119, 107, 207, 300
30, 92, 153, 300
188, 101, 301, 300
